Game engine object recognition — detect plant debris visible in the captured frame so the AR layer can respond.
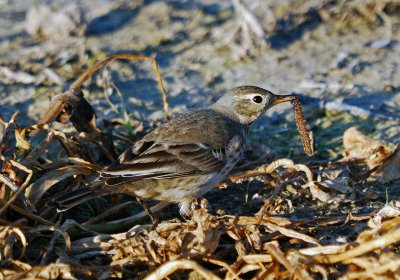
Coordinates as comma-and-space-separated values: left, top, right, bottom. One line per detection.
1, 0, 400, 279
1, 52, 400, 279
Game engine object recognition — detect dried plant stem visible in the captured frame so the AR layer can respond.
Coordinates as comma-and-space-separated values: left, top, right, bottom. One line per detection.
0, 172, 19, 192
345, 258, 400, 279
21, 131, 57, 167
225, 158, 314, 188
104, 201, 170, 225
28, 226, 71, 265
144, 259, 221, 280
38, 54, 170, 127
202, 257, 239, 280
66, 202, 170, 238
70, 54, 170, 119
82, 201, 134, 225
264, 241, 294, 272
0, 162, 32, 216
0, 200, 55, 226
313, 219, 400, 264
1, 226, 27, 261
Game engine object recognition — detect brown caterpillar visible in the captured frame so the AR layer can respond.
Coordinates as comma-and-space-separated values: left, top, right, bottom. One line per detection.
290, 96, 314, 156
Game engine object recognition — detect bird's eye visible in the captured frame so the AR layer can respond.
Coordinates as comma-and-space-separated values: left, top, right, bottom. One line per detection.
252, 95, 263, 104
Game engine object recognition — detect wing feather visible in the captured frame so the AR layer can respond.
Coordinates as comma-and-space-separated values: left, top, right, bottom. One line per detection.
101, 142, 227, 186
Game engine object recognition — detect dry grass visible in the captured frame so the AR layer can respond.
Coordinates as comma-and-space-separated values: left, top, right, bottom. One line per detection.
1, 50, 400, 279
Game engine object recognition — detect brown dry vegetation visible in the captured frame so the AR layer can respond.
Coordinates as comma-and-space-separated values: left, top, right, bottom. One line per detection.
1, 0, 400, 279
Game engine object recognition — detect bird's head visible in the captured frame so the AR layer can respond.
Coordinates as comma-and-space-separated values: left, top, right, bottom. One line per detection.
212, 85, 294, 125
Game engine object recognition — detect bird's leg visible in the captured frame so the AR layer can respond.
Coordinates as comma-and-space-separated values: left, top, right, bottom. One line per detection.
136, 197, 159, 229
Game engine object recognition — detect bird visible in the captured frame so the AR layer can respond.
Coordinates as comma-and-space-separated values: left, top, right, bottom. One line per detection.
52, 85, 295, 225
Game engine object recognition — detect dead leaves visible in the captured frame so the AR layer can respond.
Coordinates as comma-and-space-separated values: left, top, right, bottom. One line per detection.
65, 209, 400, 279
1, 51, 400, 279
0, 226, 27, 266
72, 211, 224, 267
368, 202, 400, 229
372, 144, 400, 183
297, 217, 400, 279
312, 216, 400, 264
343, 127, 393, 170
344, 127, 400, 183
16, 262, 85, 280
71, 209, 324, 279
25, 157, 99, 207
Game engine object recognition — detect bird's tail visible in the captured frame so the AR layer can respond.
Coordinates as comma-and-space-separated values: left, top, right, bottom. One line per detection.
50, 182, 106, 212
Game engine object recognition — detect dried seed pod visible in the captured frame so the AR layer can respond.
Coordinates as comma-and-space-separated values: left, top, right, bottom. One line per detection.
291, 96, 314, 156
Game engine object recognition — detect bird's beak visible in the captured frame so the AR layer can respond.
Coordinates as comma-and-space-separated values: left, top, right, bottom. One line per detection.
272, 94, 295, 105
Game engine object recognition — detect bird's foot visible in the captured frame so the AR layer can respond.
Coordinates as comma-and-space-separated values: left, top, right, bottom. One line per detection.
136, 197, 159, 230
191, 198, 210, 214
182, 198, 210, 219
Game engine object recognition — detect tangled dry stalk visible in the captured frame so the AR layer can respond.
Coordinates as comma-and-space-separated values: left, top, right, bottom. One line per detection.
1, 54, 400, 279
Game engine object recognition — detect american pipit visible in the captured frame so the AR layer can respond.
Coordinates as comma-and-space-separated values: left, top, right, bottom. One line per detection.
54, 86, 300, 224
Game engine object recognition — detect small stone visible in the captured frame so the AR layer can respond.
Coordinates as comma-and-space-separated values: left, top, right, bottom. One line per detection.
330, 52, 349, 69
25, 3, 86, 40
383, 84, 395, 92
367, 39, 391, 49
347, 60, 362, 75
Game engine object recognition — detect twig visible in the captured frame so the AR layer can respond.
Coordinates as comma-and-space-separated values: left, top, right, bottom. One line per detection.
38, 54, 170, 127
202, 257, 239, 280
70, 54, 170, 119
82, 201, 134, 225
0, 173, 19, 192
144, 259, 221, 280
0, 200, 55, 226
264, 241, 294, 272
28, 226, 71, 265
312, 218, 400, 264
0, 161, 32, 216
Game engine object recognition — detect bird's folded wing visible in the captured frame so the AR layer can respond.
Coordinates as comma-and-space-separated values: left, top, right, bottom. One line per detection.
101, 143, 226, 186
